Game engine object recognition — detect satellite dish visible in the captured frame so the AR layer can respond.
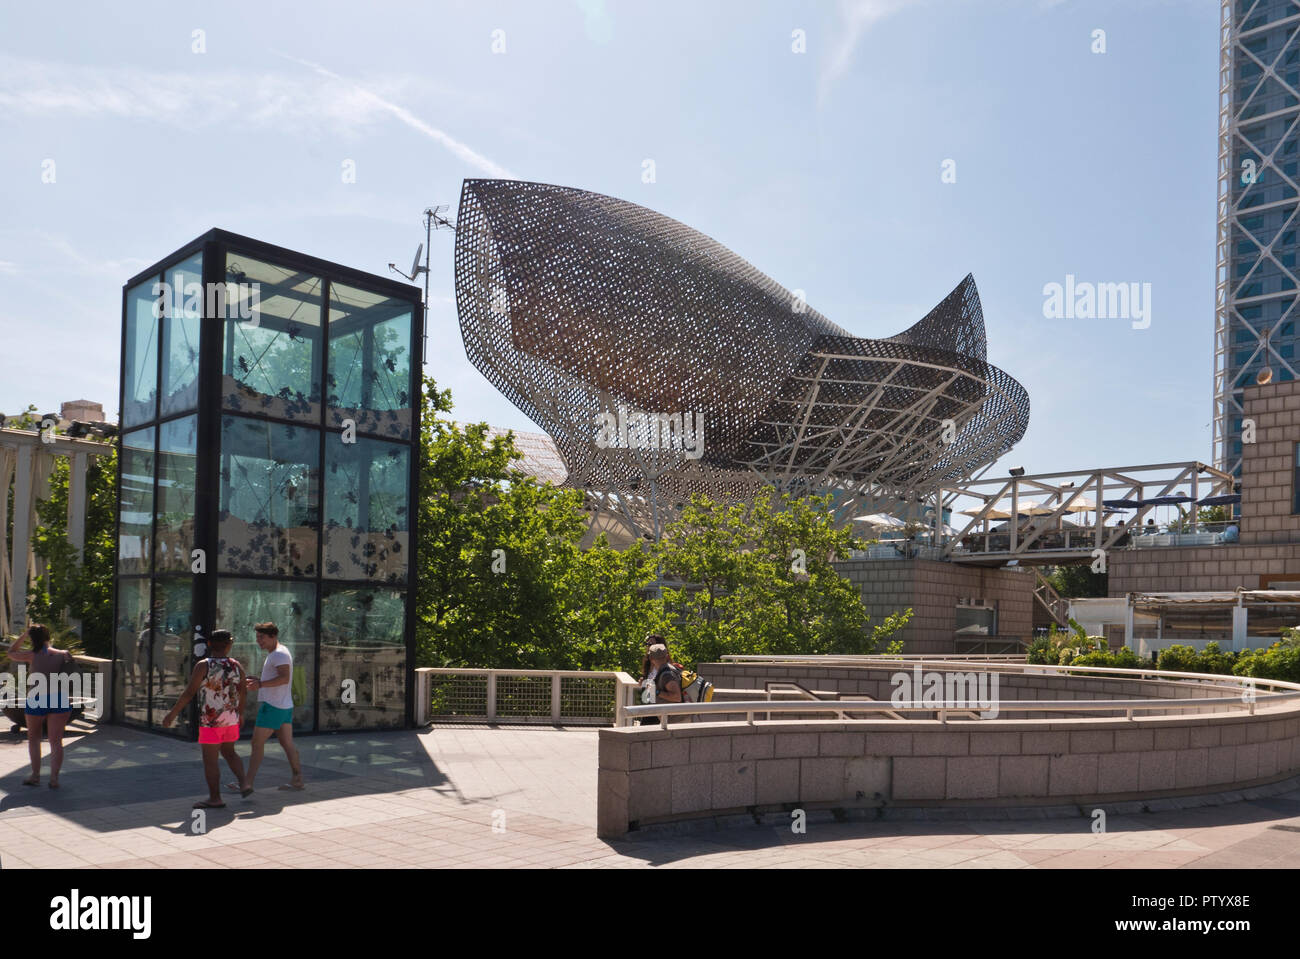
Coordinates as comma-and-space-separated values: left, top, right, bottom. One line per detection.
410, 243, 424, 278
1257, 367, 1274, 385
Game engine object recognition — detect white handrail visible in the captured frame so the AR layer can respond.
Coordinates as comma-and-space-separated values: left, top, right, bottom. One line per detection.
624, 688, 1300, 726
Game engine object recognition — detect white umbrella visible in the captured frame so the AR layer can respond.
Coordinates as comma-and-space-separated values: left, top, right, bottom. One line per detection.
853, 512, 906, 529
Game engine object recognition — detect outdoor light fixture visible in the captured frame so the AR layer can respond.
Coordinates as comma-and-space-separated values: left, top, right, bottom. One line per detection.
1009, 466, 1025, 477
1256, 368, 1274, 386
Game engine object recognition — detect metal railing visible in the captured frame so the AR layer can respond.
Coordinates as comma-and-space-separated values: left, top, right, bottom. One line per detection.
415, 668, 639, 726
624, 660, 1300, 726
719, 653, 1027, 663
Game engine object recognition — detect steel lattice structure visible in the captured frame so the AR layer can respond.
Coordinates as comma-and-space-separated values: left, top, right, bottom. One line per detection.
1214, 0, 1300, 477
454, 179, 1030, 535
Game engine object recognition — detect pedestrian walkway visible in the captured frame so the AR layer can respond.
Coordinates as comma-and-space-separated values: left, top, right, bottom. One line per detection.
3, 722, 1300, 868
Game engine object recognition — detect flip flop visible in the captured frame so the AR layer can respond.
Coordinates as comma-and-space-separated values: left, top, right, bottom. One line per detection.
21, 777, 39, 787
277, 782, 306, 791
225, 781, 254, 797
192, 800, 226, 809
48, 781, 59, 790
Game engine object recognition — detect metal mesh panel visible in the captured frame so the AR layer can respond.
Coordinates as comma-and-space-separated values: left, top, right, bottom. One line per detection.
454, 179, 1030, 531
560, 675, 617, 722
494, 675, 552, 718
428, 673, 488, 720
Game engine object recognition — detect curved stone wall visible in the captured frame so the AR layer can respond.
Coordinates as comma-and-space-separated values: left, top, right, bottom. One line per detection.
596, 667, 1300, 837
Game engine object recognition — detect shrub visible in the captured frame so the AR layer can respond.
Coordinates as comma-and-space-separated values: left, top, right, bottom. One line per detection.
1157, 642, 1239, 676
1233, 643, 1300, 683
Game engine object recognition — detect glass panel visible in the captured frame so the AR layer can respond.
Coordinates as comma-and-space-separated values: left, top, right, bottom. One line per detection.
117, 427, 155, 575
319, 587, 405, 729
214, 579, 317, 732
323, 437, 409, 583
112, 578, 151, 725
218, 416, 320, 576
154, 415, 198, 572
160, 252, 203, 417
151, 576, 196, 737
955, 605, 997, 636
122, 278, 159, 427
327, 282, 413, 439
221, 252, 322, 422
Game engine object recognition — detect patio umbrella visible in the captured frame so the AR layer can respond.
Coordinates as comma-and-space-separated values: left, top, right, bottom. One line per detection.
853, 512, 906, 529
1103, 498, 1141, 509
1197, 493, 1241, 506
1141, 494, 1193, 506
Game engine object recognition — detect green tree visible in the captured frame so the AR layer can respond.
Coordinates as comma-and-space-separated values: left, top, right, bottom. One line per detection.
1047, 564, 1107, 598
415, 376, 596, 668
656, 488, 910, 665
25, 442, 117, 656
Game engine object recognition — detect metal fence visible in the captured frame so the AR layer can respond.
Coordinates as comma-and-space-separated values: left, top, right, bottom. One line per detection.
415, 668, 639, 726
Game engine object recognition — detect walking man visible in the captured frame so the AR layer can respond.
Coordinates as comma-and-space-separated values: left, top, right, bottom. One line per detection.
240, 622, 305, 792
162, 629, 248, 808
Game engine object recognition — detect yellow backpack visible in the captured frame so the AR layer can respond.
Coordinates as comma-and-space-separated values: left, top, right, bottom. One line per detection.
680, 669, 715, 703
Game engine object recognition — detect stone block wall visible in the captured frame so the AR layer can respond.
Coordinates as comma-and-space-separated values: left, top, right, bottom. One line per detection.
597, 708, 1300, 837
1241, 379, 1300, 545
834, 559, 1034, 654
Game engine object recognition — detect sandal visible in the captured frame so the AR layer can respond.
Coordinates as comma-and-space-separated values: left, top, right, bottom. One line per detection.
21, 777, 40, 787
192, 799, 226, 809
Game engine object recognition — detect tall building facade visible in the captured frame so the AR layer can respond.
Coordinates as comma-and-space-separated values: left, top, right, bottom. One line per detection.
1215, 0, 1300, 476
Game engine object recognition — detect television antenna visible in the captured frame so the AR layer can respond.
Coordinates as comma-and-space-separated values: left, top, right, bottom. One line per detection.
389, 205, 456, 365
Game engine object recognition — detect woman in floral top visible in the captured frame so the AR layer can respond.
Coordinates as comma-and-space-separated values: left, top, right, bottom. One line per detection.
163, 629, 250, 808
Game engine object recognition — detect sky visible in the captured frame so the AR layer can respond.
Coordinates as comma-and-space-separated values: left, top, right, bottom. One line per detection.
0, 0, 1219, 478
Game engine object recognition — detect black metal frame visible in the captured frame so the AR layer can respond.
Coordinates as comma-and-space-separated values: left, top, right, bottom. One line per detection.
113, 229, 422, 738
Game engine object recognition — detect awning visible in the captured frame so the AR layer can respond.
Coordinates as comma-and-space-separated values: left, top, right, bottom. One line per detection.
1141, 494, 1193, 506
1197, 493, 1241, 506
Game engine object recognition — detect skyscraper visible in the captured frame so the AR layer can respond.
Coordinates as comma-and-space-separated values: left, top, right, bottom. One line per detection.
1215, 0, 1300, 476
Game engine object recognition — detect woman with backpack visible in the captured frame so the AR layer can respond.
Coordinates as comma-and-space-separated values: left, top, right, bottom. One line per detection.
7, 624, 75, 789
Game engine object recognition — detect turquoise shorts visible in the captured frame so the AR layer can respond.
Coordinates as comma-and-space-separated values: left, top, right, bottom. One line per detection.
255, 702, 295, 730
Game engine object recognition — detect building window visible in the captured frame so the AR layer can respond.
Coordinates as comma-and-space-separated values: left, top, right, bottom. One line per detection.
955, 602, 997, 637
1294, 443, 1300, 514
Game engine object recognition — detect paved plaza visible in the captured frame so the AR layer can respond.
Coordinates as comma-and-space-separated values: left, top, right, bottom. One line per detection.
4, 721, 1300, 869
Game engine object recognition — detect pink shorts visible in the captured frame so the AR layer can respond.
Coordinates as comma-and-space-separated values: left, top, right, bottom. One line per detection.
198, 724, 240, 744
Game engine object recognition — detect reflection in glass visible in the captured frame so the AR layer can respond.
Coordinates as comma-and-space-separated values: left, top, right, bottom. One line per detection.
117, 428, 155, 574
323, 438, 409, 583
113, 578, 151, 725
160, 252, 203, 417
327, 282, 413, 439
151, 577, 195, 737
123, 279, 159, 427
214, 579, 317, 732
319, 588, 405, 729
221, 253, 322, 422
218, 416, 319, 576
155, 416, 198, 572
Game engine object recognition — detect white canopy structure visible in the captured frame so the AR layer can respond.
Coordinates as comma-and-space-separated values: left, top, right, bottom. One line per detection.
1, 427, 112, 635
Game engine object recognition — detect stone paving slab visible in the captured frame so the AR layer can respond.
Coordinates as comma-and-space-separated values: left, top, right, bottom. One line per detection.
3, 722, 1300, 868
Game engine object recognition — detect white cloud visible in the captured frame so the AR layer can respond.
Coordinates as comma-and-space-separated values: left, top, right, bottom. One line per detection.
818, 0, 917, 106
0, 54, 516, 180
274, 54, 518, 180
